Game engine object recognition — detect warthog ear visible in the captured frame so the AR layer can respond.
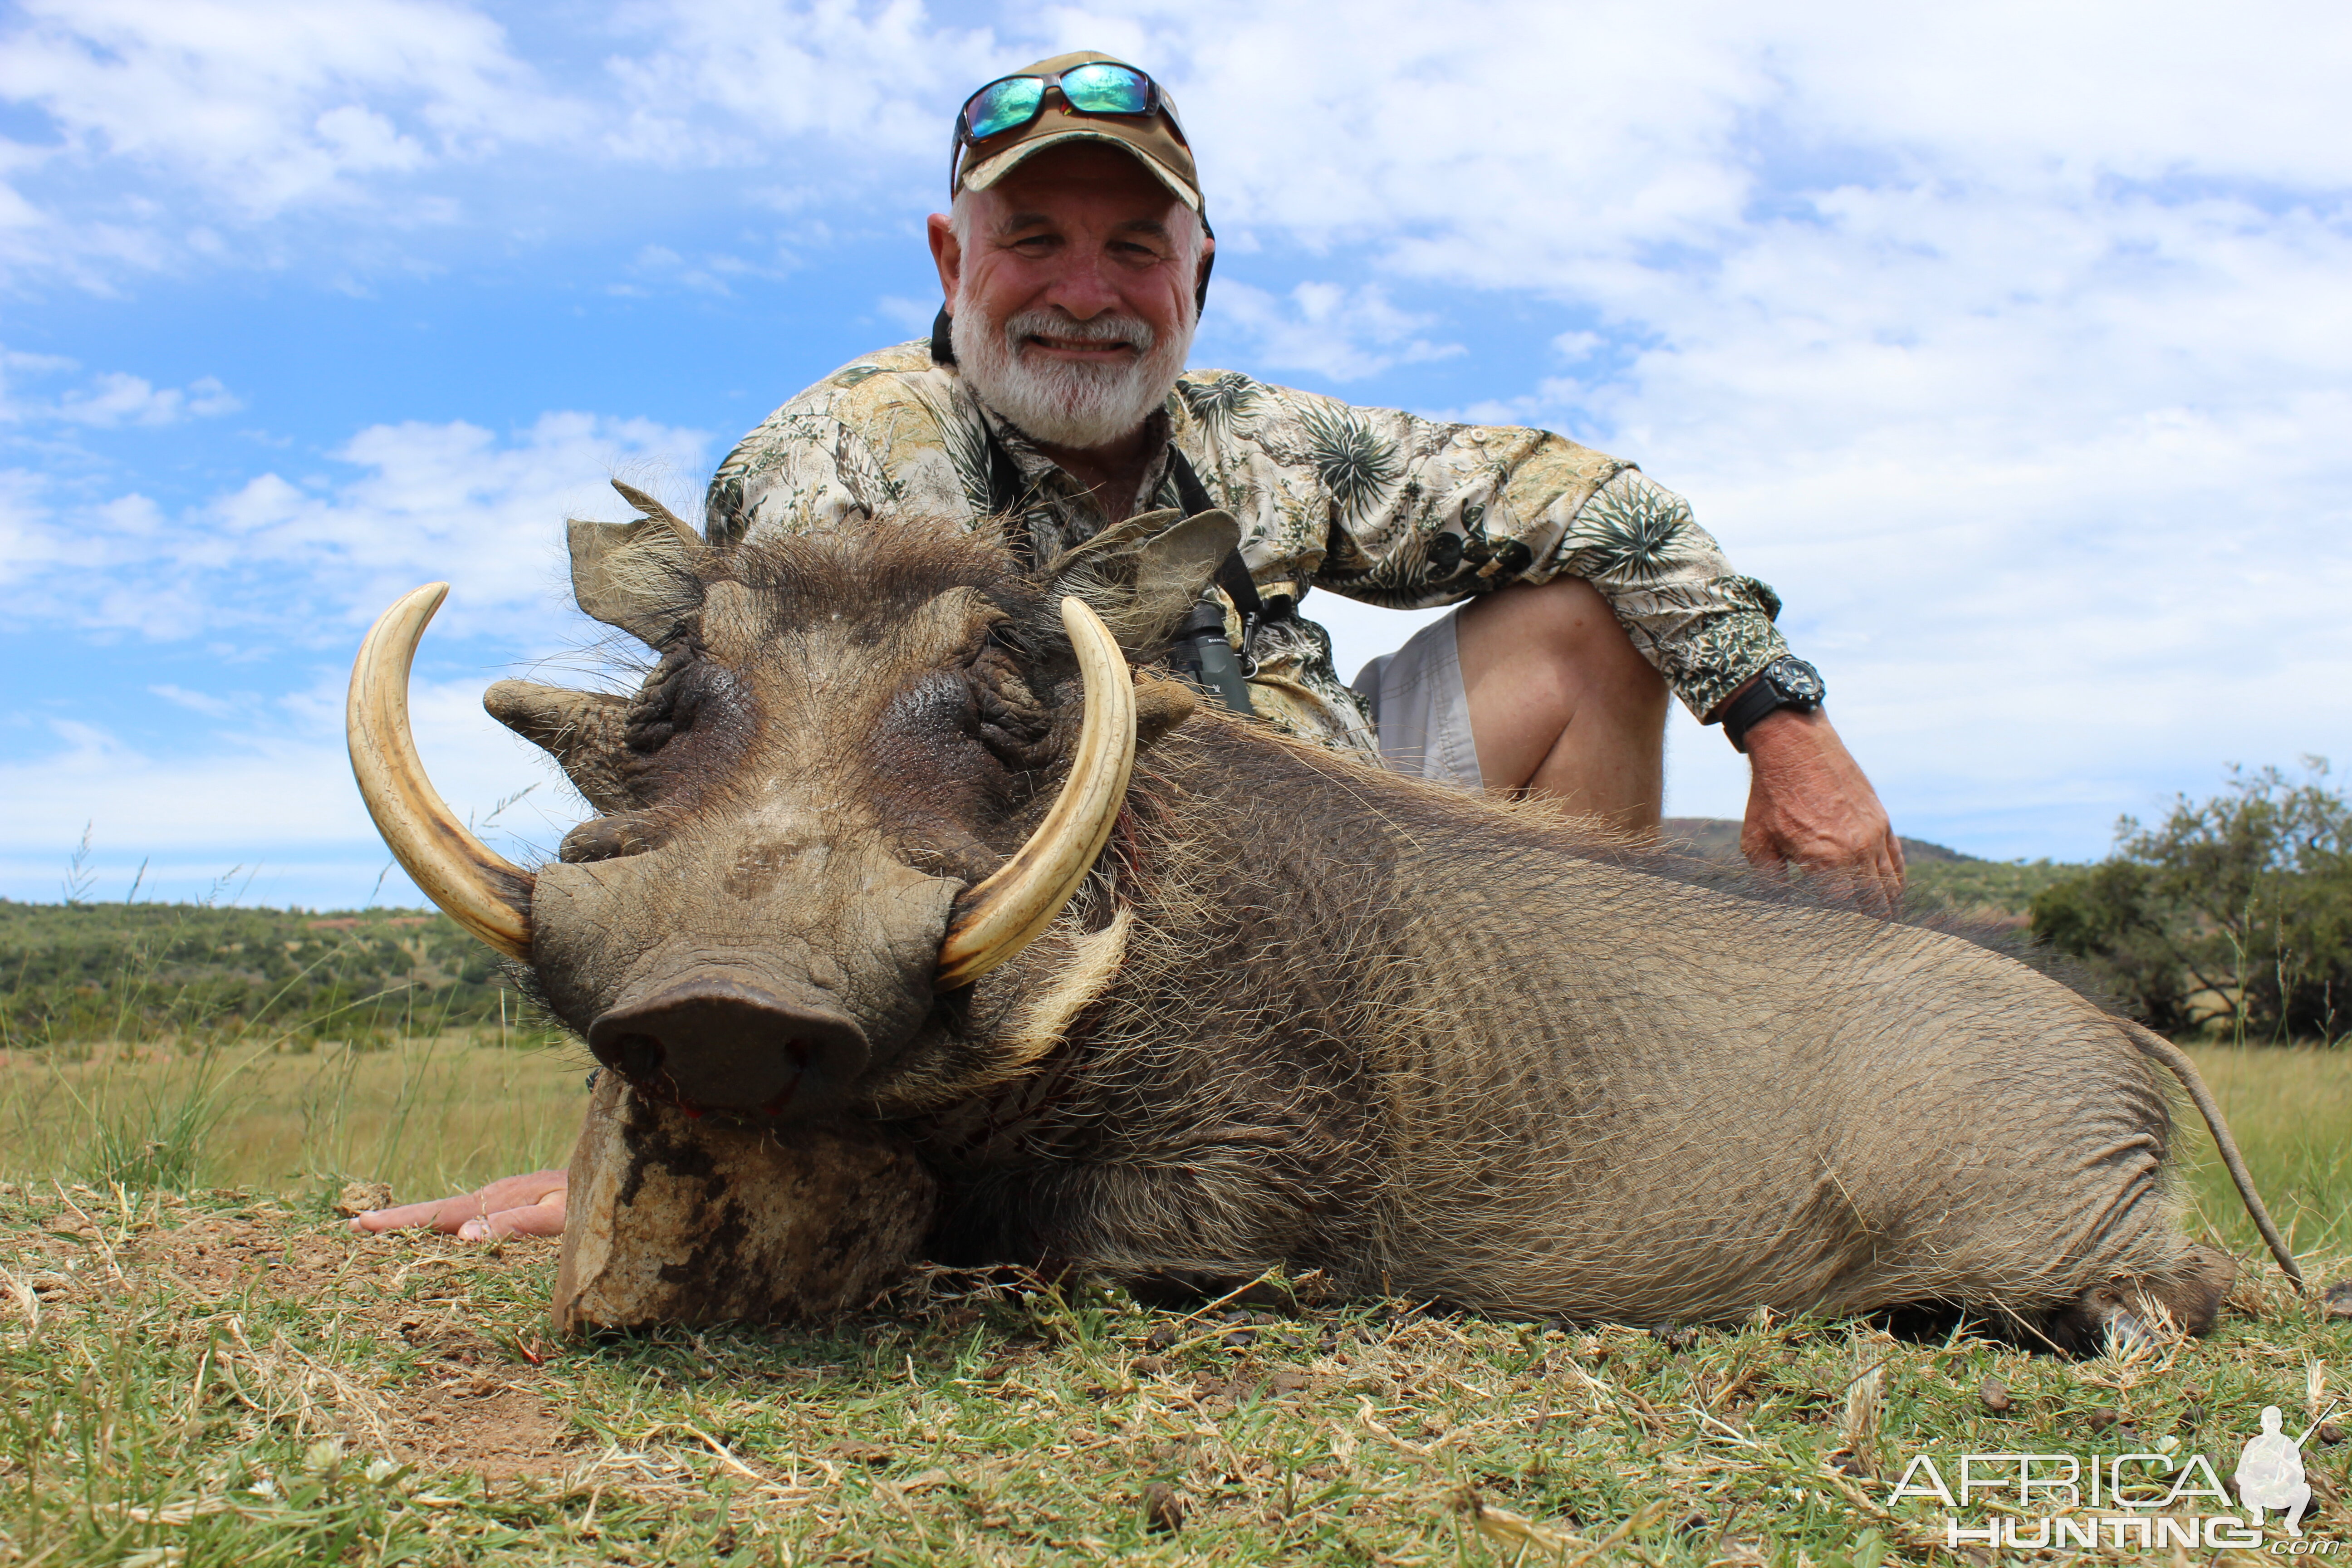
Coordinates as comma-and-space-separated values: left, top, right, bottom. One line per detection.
569, 480, 704, 645
485, 680, 636, 814
1043, 506, 1241, 656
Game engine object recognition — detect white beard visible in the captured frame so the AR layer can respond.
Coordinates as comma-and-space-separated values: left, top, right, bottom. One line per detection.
953, 303, 1191, 449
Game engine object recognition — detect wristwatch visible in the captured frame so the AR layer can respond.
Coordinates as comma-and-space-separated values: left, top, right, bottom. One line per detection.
1720, 656, 1826, 753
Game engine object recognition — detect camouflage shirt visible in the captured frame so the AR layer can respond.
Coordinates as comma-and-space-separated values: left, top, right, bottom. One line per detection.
706, 338, 1789, 756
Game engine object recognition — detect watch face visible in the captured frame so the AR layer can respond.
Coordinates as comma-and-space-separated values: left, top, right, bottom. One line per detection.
1768, 657, 1825, 705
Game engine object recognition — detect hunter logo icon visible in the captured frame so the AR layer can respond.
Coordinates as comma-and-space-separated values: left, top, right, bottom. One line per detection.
2238, 1403, 2333, 1537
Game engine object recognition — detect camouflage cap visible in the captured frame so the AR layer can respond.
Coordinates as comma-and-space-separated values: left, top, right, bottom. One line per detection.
953, 50, 1203, 213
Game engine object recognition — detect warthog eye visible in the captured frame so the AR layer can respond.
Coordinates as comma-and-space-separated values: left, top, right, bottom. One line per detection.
968, 638, 1054, 769
624, 641, 706, 756
617, 639, 746, 802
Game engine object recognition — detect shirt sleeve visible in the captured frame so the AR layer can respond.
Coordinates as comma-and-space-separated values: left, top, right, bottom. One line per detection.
1204, 379, 1789, 721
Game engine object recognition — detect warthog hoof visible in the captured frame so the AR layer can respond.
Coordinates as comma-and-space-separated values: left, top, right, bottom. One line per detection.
2036, 1244, 2236, 1356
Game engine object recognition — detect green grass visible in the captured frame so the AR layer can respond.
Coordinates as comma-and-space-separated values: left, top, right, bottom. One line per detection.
0, 1044, 2343, 1564
2171, 1045, 2352, 1263
0, 1033, 584, 1203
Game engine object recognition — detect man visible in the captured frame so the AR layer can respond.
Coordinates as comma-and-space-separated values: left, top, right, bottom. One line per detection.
357, 50, 1899, 1241
2235, 1405, 2317, 1535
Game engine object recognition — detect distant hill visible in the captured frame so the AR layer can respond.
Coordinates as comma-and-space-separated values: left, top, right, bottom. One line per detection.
1656, 818, 2086, 917
0, 899, 539, 1048
1659, 818, 1971, 864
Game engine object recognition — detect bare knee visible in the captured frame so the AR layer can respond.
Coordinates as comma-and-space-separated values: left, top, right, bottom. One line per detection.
1459, 578, 1666, 712
1457, 578, 1668, 821
1463, 576, 1615, 648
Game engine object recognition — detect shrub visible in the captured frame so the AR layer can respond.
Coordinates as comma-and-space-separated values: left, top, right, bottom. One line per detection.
2031, 760, 2352, 1041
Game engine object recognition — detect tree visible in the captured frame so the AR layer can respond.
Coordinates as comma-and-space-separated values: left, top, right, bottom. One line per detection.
2030, 760, 2352, 1042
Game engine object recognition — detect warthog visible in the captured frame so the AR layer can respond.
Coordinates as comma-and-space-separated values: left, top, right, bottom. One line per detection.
347, 487, 2298, 1349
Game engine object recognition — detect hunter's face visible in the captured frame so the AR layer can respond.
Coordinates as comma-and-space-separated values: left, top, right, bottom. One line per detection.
931, 143, 1202, 359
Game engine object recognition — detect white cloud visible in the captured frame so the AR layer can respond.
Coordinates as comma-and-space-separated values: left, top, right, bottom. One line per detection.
1, 349, 243, 427
147, 683, 237, 718
0, 674, 573, 903
875, 294, 941, 336
0, 0, 581, 192
312, 104, 428, 174
1152, 0, 2352, 277
1202, 279, 1462, 382
596, 0, 1003, 167
627, 242, 760, 295
6, 409, 710, 643
0, 0, 1015, 283
1, 394, 705, 901
0, 0, 587, 279
0, 347, 75, 377
1551, 331, 1602, 363
1113, 0, 2352, 848
53, 372, 243, 426
0, 464, 101, 583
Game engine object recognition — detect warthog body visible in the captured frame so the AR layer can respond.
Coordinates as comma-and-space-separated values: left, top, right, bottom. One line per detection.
360, 503, 2276, 1347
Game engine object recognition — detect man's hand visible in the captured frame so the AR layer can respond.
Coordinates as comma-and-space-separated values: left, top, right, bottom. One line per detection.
1739, 706, 1904, 910
348, 1169, 569, 1241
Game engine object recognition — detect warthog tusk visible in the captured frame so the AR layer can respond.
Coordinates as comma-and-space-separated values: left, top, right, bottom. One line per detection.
936, 596, 1137, 990
347, 583, 534, 960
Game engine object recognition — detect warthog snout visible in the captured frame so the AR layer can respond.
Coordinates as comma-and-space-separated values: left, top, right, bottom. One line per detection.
587, 975, 871, 1117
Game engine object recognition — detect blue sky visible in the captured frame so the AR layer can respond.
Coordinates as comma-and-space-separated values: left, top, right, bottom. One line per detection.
3, 0, 2349, 907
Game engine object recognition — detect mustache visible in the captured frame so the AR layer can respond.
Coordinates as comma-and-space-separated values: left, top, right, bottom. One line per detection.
1004, 310, 1155, 353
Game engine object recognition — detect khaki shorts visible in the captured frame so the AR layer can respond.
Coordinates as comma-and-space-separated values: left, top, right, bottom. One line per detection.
1349, 608, 1483, 792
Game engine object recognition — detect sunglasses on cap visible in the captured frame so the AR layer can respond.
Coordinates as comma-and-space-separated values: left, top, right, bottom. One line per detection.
954, 62, 1187, 160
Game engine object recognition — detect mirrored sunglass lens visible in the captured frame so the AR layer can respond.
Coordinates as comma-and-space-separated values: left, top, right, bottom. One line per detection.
968, 78, 1044, 140
1059, 64, 1150, 113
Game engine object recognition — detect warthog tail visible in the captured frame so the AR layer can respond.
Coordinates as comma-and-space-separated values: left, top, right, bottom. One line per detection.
2120, 1019, 2304, 1290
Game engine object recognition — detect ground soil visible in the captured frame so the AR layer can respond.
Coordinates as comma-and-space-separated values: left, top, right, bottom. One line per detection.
25, 1196, 577, 1480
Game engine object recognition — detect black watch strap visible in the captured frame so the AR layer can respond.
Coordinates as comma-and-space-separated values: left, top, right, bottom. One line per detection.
1721, 657, 1823, 753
